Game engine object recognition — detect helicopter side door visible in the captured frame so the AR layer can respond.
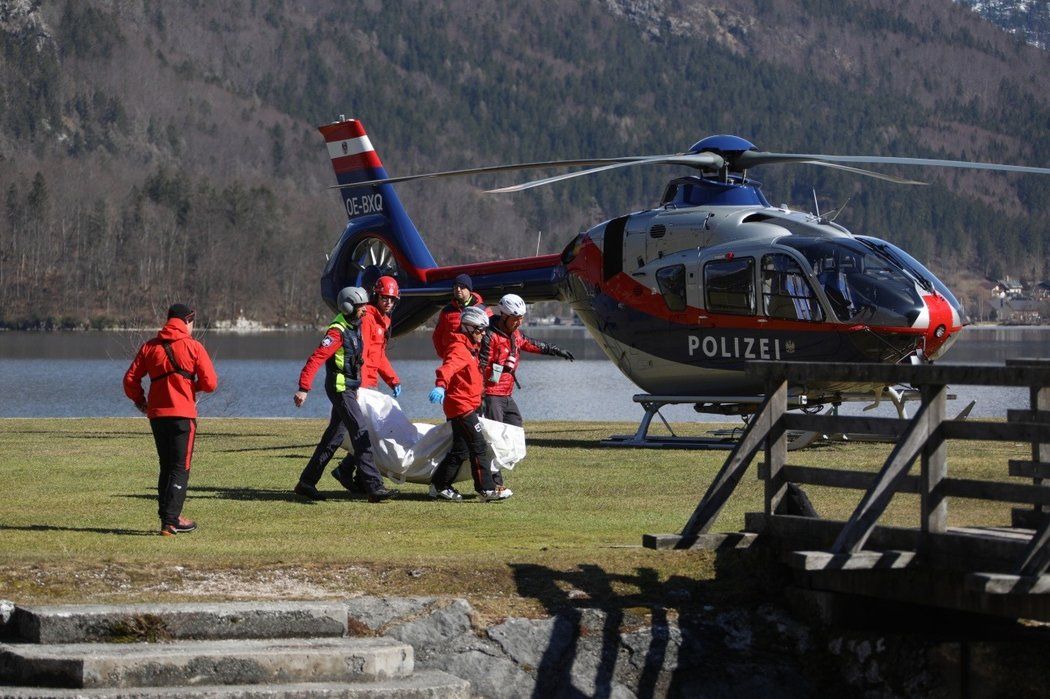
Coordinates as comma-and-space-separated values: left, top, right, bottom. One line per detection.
759, 252, 825, 322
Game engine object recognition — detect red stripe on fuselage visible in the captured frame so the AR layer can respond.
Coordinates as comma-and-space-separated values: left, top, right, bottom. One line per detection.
319, 120, 369, 142
330, 152, 384, 174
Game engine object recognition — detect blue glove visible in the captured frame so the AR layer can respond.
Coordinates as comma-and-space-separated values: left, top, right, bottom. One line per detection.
392, 384, 402, 398
428, 387, 445, 404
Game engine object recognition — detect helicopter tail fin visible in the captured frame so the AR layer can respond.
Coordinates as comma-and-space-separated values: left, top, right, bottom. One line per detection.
318, 118, 438, 275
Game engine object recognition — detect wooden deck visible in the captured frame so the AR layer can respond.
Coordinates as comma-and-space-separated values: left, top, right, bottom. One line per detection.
645, 358, 1050, 621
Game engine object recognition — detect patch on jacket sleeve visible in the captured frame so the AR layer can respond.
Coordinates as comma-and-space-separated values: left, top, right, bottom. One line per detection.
321, 336, 333, 348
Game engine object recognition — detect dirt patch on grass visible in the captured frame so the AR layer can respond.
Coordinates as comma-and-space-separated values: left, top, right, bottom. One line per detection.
0, 549, 749, 623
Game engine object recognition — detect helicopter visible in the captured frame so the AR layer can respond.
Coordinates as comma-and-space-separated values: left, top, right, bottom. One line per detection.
316, 117, 1049, 409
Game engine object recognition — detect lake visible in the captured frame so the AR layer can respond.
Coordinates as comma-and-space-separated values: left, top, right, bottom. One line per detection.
0, 325, 1045, 422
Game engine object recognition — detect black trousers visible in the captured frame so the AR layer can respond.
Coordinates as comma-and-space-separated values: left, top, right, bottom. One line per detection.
431, 410, 494, 493
299, 389, 383, 493
150, 417, 196, 526
482, 395, 523, 487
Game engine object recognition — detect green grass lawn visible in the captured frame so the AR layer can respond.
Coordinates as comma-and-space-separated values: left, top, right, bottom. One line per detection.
0, 418, 1030, 618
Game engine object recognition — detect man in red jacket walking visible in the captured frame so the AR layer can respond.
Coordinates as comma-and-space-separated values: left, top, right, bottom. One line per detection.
331, 275, 402, 493
428, 306, 511, 502
479, 293, 574, 496
432, 273, 485, 357
123, 303, 218, 536
293, 286, 396, 504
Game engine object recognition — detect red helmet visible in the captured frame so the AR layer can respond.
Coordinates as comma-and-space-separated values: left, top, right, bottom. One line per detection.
374, 275, 400, 299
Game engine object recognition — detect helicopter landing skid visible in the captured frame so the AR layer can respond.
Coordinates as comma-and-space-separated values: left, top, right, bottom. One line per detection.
601, 394, 811, 450
601, 390, 976, 451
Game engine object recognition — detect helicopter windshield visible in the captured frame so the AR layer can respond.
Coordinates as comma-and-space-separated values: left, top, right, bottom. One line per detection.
856, 236, 966, 322
778, 237, 924, 324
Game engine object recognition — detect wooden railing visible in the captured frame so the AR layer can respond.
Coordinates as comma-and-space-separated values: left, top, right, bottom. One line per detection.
645, 359, 1050, 610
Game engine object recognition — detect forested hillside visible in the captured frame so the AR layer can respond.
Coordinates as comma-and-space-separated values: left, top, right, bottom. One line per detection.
0, 0, 1047, 327
955, 0, 1050, 49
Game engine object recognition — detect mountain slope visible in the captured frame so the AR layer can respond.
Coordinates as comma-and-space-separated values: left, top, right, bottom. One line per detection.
0, 0, 1047, 326
955, 0, 1050, 50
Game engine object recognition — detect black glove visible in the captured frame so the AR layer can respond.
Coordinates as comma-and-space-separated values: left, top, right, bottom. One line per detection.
549, 345, 574, 361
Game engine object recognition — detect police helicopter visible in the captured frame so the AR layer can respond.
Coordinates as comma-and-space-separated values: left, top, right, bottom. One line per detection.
316, 117, 1049, 428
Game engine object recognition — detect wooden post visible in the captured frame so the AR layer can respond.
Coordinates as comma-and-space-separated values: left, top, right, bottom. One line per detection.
832, 392, 943, 554
1008, 358, 1050, 527
679, 382, 783, 539
764, 378, 788, 515
920, 383, 948, 537
1033, 382, 1049, 516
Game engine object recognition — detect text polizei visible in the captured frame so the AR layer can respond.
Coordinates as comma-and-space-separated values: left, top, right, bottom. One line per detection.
687, 334, 782, 360
345, 193, 384, 218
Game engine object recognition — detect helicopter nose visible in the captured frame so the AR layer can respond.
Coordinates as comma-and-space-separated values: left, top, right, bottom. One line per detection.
921, 293, 963, 360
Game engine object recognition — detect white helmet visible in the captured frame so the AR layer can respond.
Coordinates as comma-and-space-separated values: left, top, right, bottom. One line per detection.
498, 294, 527, 317
337, 286, 369, 315
459, 306, 490, 330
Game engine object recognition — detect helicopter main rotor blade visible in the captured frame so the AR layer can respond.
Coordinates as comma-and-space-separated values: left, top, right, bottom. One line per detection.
485, 153, 727, 193
795, 160, 927, 185
737, 151, 1050, 176
329, 147, 1047, 194
328, 157, 666, 190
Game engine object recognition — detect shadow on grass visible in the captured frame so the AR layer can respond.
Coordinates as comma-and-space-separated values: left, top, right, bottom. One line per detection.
525, 438, 604, 450
112, 486, 432, 504
114, 487, 305, 503
0, 523, 156, 536
1, 429, 281, 439
215, 444, 319, 453
510, 550, 789, 698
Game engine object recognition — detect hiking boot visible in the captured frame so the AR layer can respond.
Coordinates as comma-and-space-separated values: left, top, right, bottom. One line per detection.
294, 482, 325, 501
433, 487, 463, 502
331, 466, 363, 493
160, 517, 197, 536
479, 488, 512, 502
367, 488, 398, 503
172, 517, 197, 533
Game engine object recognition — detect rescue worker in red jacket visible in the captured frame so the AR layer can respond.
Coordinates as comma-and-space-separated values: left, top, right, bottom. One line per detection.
292, 287, 396, 503
123, 303, 218, 536
479, 293, 574, 495
331, 275, 402, 493
360, 275, 402, 395
432, 273, 485, 357
428, 306, 511, 502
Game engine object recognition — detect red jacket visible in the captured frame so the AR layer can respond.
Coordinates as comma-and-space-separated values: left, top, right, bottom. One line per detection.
360, 305, 399, 390
123, 318, 218, 419
431, 292, 484, 357
480, 324, 546, 397
435, 331, 483, 419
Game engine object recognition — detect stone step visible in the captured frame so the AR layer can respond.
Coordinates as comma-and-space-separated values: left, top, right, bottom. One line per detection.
0, 637, 412, 689
12, 602, 348, 644
0, 669, 469, 698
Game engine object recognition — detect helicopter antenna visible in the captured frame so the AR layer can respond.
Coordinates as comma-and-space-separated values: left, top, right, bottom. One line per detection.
812, 188, 821, 219
829, 193, 854, 222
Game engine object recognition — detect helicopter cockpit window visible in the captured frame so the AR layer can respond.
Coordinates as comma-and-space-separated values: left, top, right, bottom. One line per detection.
761, 254, 824, 322
656, 264, 687, 312
779, 237, 924, 323
704, 258, 755, 315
